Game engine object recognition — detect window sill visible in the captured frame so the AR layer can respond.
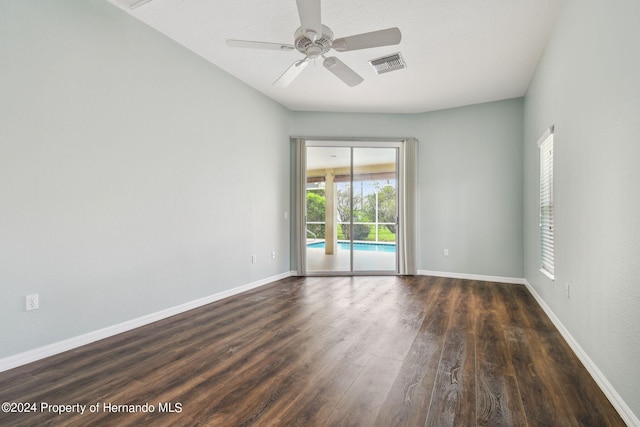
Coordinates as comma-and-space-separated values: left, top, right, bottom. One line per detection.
540, 268, 555, 281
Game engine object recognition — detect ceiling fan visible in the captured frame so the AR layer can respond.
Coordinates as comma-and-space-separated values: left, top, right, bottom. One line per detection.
226, 0, 401, 87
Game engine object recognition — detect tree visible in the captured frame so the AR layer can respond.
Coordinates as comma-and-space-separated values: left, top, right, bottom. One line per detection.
306, 190, 325, 238
336, 184, 370, 240
364, 183, 397, 233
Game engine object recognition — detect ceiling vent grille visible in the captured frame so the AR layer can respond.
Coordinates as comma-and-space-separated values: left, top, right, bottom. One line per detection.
369, 52, 407, 75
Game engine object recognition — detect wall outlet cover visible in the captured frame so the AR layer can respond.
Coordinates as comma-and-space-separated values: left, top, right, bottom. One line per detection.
26, 294, 39, 311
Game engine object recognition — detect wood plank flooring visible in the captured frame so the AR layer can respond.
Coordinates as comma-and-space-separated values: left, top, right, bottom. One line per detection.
0, 276, 625, 426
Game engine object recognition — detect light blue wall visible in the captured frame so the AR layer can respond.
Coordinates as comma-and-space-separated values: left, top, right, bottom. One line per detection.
523, 0, 640, 420
292, 98, 524, 279
420, 100, 524, 278
0, 1, 292, 358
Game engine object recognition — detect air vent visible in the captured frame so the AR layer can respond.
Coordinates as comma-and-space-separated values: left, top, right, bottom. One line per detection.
369, 52, 407, 75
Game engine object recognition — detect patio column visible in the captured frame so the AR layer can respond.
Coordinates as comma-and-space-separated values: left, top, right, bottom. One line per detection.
324, 170, 337, 255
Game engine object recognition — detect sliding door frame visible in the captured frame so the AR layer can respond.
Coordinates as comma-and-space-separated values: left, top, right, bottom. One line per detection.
294, 136, 418, 276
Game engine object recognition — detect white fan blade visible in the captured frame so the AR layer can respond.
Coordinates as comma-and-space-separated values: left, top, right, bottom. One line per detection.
332, 27, 401, 52
226, 39, 295, 51
274, 59, 309, 87
323, 57, 364, 87
296, 0, 322, 40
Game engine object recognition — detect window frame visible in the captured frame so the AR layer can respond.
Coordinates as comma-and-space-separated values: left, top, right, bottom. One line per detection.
538, 126, 555, 280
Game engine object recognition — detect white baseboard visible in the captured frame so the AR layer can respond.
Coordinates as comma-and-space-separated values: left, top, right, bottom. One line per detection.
0, 271, 295, 373
417, 269, 526, 285
523, 280, 639, 427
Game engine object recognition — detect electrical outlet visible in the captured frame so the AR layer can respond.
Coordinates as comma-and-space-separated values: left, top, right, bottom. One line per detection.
271, 251, 276, 260
26, 294, 39, 311
252, 255, 257, 264
443, 249, 449, 256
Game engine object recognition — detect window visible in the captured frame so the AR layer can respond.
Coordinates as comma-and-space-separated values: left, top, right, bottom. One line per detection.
538, 127, 554, 279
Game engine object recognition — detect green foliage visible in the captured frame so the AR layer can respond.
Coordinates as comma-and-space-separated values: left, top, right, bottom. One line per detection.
307, 183, 396, 242
306, 191, 325, 238
364, 184, 397, 233
335, 185, 370, 240
341, 224, 371, 241
374, 226, 396, 242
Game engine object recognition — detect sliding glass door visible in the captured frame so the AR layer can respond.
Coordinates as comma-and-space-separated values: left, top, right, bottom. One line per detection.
305, 146, 351, 272
305, 142, 398, 274
352, 147, 397, 272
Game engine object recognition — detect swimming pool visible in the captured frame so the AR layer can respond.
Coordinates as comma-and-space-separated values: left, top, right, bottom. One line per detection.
307, 241, 396, 253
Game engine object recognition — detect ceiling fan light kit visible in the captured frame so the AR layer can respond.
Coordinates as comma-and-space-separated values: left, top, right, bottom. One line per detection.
226, 0, 402, 88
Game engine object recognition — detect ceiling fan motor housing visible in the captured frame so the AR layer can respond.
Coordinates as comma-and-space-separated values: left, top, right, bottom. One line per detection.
295, 25, 333, 59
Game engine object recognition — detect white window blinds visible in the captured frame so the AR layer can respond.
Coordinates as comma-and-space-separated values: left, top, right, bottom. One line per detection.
538, 127, 554, 279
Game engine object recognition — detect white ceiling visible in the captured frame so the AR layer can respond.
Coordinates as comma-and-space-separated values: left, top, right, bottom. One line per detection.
108, 0, 562, 114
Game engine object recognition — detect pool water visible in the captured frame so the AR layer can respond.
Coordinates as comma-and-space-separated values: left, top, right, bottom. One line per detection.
307, 241, 396, 253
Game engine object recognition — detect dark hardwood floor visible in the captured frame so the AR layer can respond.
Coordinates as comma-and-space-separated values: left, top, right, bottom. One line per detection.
0, 276, 625, 426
